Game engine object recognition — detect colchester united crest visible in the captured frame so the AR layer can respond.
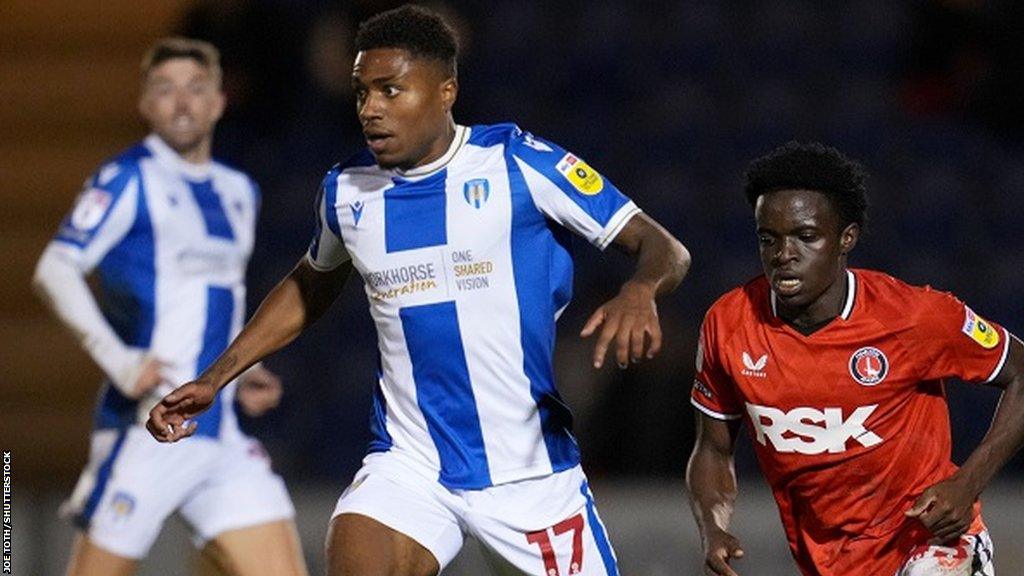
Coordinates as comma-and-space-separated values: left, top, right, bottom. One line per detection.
463, 178, 490, 209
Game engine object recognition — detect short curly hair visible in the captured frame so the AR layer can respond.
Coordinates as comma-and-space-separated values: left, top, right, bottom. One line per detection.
744, 141, 869, 229
355, 4, 458, 76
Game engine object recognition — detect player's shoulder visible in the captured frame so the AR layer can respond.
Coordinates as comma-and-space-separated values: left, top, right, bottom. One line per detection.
705, 275, 770, 327
336, 149, 377, 176
88, 141, 152, 194
466, 122, 526, 148
854, 268, 960, 324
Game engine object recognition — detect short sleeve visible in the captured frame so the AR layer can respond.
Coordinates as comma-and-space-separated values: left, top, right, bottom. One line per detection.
306, 167, 351, 271
52, 161, 141, 272
507, 130, 640, 250
911, 290, 1011, 384
691, 312, 744, 420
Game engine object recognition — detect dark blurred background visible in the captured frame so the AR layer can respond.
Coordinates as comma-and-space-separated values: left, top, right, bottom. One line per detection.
3, 0, 1022, 573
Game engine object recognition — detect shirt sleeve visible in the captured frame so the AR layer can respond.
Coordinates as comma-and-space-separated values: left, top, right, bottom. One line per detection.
691, 311, 744, 420
306, 167, 351, 271
53, 161, 141, 272
507, 129, 641, 250
911, 289, 1011, 384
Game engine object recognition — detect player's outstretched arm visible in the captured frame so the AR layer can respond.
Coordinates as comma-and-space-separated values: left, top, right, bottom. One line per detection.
687, 412, 744, 576
906, 334, 1024, 543
147, 257, 352, 442
580, 213, 690, 368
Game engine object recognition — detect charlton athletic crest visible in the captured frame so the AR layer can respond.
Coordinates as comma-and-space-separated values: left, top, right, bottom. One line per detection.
849, 346, 888, 386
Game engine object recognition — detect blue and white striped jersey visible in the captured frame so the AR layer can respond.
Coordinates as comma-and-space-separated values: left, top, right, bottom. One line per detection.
48, 134, 260, 438
308, 124, 641, 489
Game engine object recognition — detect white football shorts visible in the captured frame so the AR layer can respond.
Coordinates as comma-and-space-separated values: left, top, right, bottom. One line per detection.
332, 451, 620, 575
897, 530, 995, 576
63, 425, 295, 559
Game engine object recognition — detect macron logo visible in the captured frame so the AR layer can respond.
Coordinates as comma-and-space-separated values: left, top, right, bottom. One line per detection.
350, 201, 364, 227
746, 403, 883, 455
741, 352, 768, 378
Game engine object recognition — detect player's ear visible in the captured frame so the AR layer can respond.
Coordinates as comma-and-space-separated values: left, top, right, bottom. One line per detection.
441, 76, 458, 113
839, 222, 859, 254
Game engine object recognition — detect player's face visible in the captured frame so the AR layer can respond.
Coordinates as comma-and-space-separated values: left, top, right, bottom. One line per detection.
755, 189, 859, 323
352, 48, 457, 170
138, 58, 224, 160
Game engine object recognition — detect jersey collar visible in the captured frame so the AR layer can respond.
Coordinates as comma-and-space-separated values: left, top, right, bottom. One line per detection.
770, 269, 858, 321
392, 124, 468, 179
144, 134, 213, 180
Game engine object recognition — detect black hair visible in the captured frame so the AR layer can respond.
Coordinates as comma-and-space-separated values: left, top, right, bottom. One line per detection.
744, 141, 869, 229
355, 4, 458, 76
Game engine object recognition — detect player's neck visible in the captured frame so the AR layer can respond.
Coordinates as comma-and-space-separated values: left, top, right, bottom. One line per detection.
779, 270, 849, 335
176, 138, 213, 165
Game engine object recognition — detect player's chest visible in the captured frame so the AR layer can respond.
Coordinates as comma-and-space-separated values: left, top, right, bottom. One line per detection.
724, 322, 924, 409
142, 175, 253, 275
336, 165, 519, 278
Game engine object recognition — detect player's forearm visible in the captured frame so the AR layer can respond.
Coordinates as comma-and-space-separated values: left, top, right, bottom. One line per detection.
620, 214, 690, 297
198, 258, 350, 390
954, 344, 1024, 496
686, 446, 739, 544
32, 245, 139, 388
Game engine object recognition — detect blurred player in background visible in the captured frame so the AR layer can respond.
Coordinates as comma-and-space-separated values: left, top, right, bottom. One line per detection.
687, 142, 1024, 575
147, 5, 690, 576
32, 38, 307, 576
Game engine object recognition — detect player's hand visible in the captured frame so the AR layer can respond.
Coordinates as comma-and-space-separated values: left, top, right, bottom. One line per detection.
145, 379, 217, 442
904, 475, 976, 544
580, 280, 661, 369
703, 529, 744, 575
122, 356, 169, 399
236, 364, 283, 417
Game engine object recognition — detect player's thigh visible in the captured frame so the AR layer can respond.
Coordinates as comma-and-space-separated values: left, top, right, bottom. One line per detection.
201, 519, 308, 576
179, 436, 299, 559
898, 530, 995, 576
65, 533, 138, 576
328, 513, 440, 576
467, 470, 619, 576
328, 453, 464, 575
65, 427, 211, 561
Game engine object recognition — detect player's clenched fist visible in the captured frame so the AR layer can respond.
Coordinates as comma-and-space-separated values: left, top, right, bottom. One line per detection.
703, 529, 744, 576
146, 380, 217, 442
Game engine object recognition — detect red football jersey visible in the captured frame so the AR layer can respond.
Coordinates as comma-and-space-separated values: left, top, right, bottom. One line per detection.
691, 269, 1010, 575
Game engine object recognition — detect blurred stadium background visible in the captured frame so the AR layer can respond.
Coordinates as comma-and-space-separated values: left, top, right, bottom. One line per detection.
2, 0, 1023, 573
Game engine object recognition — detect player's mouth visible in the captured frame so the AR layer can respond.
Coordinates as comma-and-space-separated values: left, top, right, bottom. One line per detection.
364, 131, 394, 154
172, 115, 195, 130
772, 275, 802, 297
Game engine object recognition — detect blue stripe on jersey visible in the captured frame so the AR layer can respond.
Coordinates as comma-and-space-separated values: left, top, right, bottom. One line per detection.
509, 133, 630, 228
581, 480, 619, 576
97, 167, 157, 347
368, 366, 393, 453
323, 169, 343, 238
400, 301, 491, 488
191, 286, 233, 438
95, 384, 138, 430
384, 170, 448, 253
505, 147, 580, 472
187, 180, 235, 240
467, 122, 518, 147
76, 428, 129, 528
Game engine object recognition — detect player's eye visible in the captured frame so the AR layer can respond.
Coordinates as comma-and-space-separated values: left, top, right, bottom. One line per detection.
798, 233, 818, 242
758, 235, 774, 246
383, 85, 401, 97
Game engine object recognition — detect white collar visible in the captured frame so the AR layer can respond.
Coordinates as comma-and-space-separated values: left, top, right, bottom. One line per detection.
144, 134, 213, 180
393, 124, 468, 179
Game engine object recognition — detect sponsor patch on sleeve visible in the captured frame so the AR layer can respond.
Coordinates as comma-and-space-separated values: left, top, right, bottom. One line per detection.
961, 306, 1000, 349
556, 153, 604, 195
693, 379, 714, 400
69, 188, 113, 231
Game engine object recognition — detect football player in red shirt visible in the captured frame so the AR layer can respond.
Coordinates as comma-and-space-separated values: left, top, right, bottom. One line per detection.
686, 142, 1024, 576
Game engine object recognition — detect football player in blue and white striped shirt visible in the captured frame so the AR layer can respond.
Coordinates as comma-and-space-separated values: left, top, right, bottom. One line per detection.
148, 7, 690, 576
33, 38, 307, 576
